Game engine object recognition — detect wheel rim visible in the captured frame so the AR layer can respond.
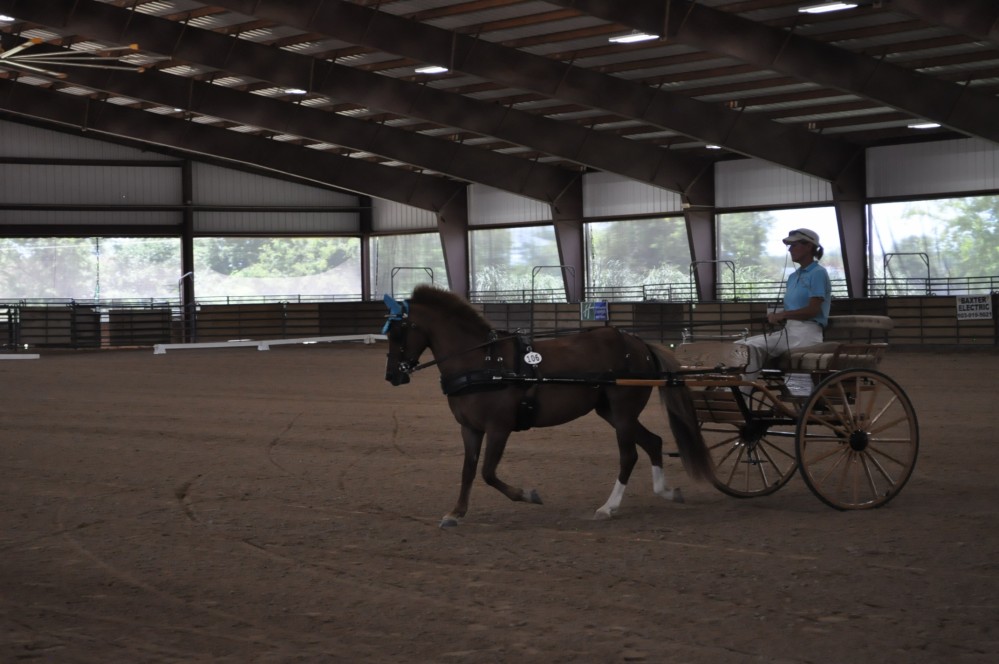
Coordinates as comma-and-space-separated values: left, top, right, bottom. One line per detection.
796, 369, 919, 510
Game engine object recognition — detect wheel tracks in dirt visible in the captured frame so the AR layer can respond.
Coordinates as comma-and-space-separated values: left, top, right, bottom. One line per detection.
261, 408, 411, 493
265, 411, 304, 478
0, 595, 282, 661
172, 470, 702, 627
53, 480, 956, 662
169, 473, 782, 643
49, 501, 375, 658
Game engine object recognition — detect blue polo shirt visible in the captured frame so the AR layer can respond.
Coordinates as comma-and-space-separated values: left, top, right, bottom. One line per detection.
784, 261, 831, 327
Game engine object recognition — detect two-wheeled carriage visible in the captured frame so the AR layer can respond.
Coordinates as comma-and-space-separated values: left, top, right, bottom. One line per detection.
662, 315, 918, 510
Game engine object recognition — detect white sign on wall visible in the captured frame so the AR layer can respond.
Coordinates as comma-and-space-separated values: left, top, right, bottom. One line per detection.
956, 295, 993, 320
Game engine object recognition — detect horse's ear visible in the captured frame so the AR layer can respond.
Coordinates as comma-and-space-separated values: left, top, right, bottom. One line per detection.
383, 293, 402, 315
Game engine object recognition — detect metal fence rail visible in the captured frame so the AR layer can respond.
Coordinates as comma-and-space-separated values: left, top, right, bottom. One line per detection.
3, 275, 997, 351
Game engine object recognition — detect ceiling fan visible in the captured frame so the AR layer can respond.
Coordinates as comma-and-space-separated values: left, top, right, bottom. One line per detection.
0, 37, 145, 79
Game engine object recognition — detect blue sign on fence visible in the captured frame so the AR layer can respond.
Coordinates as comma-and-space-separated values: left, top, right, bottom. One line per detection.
581, 301, 609, 321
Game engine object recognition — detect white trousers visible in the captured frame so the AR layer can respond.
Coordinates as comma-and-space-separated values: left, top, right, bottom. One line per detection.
737, 320, 824, 381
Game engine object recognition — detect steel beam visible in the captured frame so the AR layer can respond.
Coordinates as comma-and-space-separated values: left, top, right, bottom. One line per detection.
212, 0, 858, 182
16, 59, 580, 206
0, 79, 467, 218
0, 0, 713, 198
550, 179, 585, 302
550, 0, 999, 147
888, 0, 999, 48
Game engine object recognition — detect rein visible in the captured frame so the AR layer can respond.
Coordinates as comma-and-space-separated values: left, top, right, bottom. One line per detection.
408, 331, 520, 374
383, 292, 763, 379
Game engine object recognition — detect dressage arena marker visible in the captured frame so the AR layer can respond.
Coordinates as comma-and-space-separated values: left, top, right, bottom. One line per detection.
0, 353, 40, 360
153, 334, 386, 354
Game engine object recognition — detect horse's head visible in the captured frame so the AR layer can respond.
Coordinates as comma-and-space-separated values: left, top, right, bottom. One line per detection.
382, 294, 430, 386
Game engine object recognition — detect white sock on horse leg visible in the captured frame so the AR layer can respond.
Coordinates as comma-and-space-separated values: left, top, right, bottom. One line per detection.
595, 480, 627, 519
652, 465, 684, 503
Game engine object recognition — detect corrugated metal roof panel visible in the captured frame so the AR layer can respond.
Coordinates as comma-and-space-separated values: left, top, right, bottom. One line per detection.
479, 16, 609, 43
426, 1, 565, 31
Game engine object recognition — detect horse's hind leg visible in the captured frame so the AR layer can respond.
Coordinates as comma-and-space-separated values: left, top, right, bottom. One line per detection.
633, 423, 684, 504
595, 417, 682, 519
481, 429, 543, 506
594, 419, 640, 519
441, 426, 484, 528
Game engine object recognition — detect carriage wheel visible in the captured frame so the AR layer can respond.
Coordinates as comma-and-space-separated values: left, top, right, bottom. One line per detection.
796, 369, 918, 510
704, 413, 799, 498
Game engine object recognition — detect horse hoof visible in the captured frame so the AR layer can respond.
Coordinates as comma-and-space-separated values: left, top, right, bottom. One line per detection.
672, 488, 685, 504
527, 489, 543, 505
439, 516, 460, 528
593, 509, 613, 520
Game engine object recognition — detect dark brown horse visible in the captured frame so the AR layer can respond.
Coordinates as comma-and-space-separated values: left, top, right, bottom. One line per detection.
383, 285, 712, 527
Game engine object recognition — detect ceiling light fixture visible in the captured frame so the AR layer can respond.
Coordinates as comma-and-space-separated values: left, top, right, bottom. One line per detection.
284, 88, 308, 94
415, 65, 448, 74
705, 144, 722, 150
907, 122, 941, 129
608, 32, 659, 44
0, 14, 16, 22
798, 2, 859, 14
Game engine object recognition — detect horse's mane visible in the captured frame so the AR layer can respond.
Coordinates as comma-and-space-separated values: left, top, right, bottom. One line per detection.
410, 285, 492, 334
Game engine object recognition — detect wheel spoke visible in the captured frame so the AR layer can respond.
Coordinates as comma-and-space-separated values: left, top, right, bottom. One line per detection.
749, 449, 772, 488
801, 439, 846, 466
722, 443, 746, 487
859, 451, 882, 501
813, 444, 851, 487
866, 442, 912, 469
759, 437, 797, 462
710, 438, 742, 468
867, 413, 910, 436
862, 449, 898, 487
867, 392, 899, 429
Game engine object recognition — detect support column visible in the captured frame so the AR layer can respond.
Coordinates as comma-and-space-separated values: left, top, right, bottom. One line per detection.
550, 177, 585, 303
683, 168, 717, 301
436, 189, 470, 299
180, 160, 195, 342
832, 159, 868, 298
358, 195, 373, 301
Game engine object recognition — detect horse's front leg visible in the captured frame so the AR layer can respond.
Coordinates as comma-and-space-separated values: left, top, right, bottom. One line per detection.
440, 425, 484, 528
481, 429, 543, 506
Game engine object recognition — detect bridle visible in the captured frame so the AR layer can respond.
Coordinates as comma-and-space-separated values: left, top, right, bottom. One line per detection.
383, 300, 518, 377
383, 299, 422, 377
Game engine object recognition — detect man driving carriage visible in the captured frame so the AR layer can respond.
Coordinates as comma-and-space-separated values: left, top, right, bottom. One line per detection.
737, 227, 832, 385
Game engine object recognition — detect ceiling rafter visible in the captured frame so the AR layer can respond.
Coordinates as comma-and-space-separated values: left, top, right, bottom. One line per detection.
0, 77, 468, 216
0, 0, 994, 215
5, 44, 581, 204
207, 0, 859, 182
548, 0, 999, 144
0, 0, 715, 200
888, 0, 999, 48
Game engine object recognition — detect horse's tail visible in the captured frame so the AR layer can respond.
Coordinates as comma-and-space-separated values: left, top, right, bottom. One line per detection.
646, 342, 714, 482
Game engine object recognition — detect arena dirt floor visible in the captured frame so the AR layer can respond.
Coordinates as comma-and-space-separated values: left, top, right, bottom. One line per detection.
2, 340, 997, 663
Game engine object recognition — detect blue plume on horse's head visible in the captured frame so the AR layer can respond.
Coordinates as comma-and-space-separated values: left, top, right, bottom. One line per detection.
383, 293, 402, 314
381, 294, 409, 334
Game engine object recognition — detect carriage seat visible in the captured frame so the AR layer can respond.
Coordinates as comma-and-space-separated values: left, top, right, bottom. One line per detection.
778, 315, 893, 372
